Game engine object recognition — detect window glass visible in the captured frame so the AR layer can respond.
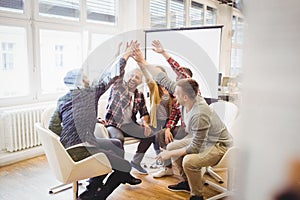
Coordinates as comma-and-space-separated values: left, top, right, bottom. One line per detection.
231, 16, 236, 43
38, 0, 80, 20
91, 33, 113, 53
231, 15, 244, 76
170, 0, 185, 28
190, 1, 204, 26
0, 0, 24, 13
86, 0, 117, 24
206, 6, 217, 25
230, 48, 243, 76
150, 0, 167, 28
0, 25, 29, 98
39, 29, 82, 94
237, 17, 244, 44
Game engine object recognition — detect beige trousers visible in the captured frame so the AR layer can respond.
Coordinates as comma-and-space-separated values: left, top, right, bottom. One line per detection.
167, 137, 228, 196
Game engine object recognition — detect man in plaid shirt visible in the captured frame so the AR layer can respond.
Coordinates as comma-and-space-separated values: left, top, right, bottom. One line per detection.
151, 40, 194, 178
105, 42, 154, 175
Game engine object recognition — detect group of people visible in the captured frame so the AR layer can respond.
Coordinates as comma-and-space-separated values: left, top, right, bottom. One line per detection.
49, 40, 233, 200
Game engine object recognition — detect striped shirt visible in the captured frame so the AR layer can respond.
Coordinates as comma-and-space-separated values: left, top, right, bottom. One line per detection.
49, 58, 125, 148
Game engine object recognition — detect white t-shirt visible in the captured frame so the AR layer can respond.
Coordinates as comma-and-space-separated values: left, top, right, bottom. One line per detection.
122, 91, 134, 124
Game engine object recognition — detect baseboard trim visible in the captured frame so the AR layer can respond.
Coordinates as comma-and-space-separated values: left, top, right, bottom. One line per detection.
0, 146, 45, 167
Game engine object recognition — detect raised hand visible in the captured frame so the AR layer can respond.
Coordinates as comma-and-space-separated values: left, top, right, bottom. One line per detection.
132, 46, 147, 65
152, 40, 165, 54
123, 40, 139, 60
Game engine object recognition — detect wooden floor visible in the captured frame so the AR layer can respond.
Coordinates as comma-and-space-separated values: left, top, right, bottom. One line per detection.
0, 144, 226, 200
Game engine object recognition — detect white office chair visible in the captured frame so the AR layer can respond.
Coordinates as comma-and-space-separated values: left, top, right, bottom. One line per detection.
209, 101, 239, 132
203, 101, 240, 199
37, 106, 112, 199
204, 146, 240, 200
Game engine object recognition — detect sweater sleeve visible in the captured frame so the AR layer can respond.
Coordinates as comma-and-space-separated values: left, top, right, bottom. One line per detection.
185, 112, 210, 154
48, 108, 62, 136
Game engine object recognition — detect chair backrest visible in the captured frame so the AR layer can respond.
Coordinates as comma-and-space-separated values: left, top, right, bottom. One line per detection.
35, 122, 75, 183
42, 106, 57, 129
37, 105, 113, 184
209, 101, 239, 131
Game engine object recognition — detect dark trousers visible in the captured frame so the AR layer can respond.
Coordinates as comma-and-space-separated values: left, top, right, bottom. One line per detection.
157, 125, 188, 167
151, 119, 169, 155
107, 124, 155, 164
66, 138, 132, 199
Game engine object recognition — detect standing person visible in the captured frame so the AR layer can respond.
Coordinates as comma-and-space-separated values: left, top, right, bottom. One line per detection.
104, 42, 154, 175
133, 47, 233, 200
48, 41, 141, 200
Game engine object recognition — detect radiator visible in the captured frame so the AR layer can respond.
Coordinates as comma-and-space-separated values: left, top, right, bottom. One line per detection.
0, 105, 48, 152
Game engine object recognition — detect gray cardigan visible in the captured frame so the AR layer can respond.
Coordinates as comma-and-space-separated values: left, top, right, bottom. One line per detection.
155, 72, 233, 154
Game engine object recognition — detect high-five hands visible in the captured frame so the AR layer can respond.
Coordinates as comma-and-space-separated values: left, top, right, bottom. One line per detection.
152, 40, 165, 54
123, 40, 140, 60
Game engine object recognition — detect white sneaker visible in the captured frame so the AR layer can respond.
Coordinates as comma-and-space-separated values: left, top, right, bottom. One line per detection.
152, 167, 173, 178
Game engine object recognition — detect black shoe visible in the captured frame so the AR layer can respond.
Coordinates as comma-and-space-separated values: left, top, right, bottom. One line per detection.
77, 182, 103, 200
77, 187, 100, 200
190, 195, 204, 200
123, 173, 142, 185
168, 181, 190, 193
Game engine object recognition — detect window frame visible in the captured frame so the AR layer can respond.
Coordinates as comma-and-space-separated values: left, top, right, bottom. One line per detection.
230, 9, 244, 76
0, 0, 120, 107
149, 0, 219, 29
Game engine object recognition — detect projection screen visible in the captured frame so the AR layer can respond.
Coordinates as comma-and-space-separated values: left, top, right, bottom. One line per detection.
145, 26, 222, 98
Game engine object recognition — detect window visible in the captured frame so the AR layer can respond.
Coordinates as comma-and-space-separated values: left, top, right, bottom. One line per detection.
90, 33, 113, 53
206, 6, 217, 25
0, 25, 29, 98
54, 45, 64, 68
150, 0, 167, 28
190, 1, 204, 26
170, 0, 186, 28
0, 0, 122, 106
38, 0, 80, 20
230, 15, 244, 76
86, 0, 117, 24
0, 0, 24, 13
150, 0, 217, 29
39, 29, 82, 94
230, 48, 242, 75
1, 42, 15, 70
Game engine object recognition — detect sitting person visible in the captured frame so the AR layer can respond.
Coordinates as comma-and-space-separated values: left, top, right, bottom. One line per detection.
151, 40, 193, 178
104, 42, 155, 175
138, 63, 174, 158
133, 46, 233, 200
49, 41, 141, 200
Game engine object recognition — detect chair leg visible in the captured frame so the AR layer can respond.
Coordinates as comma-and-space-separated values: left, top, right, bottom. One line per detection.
49, 182, 83, 194
73, 181, 78, 200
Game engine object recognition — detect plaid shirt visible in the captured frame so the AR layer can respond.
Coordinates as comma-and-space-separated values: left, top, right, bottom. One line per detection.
165, 98, 184, 129
164, 57, 191, 129
167, 57, 192, 79
105, 60, 149, 128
